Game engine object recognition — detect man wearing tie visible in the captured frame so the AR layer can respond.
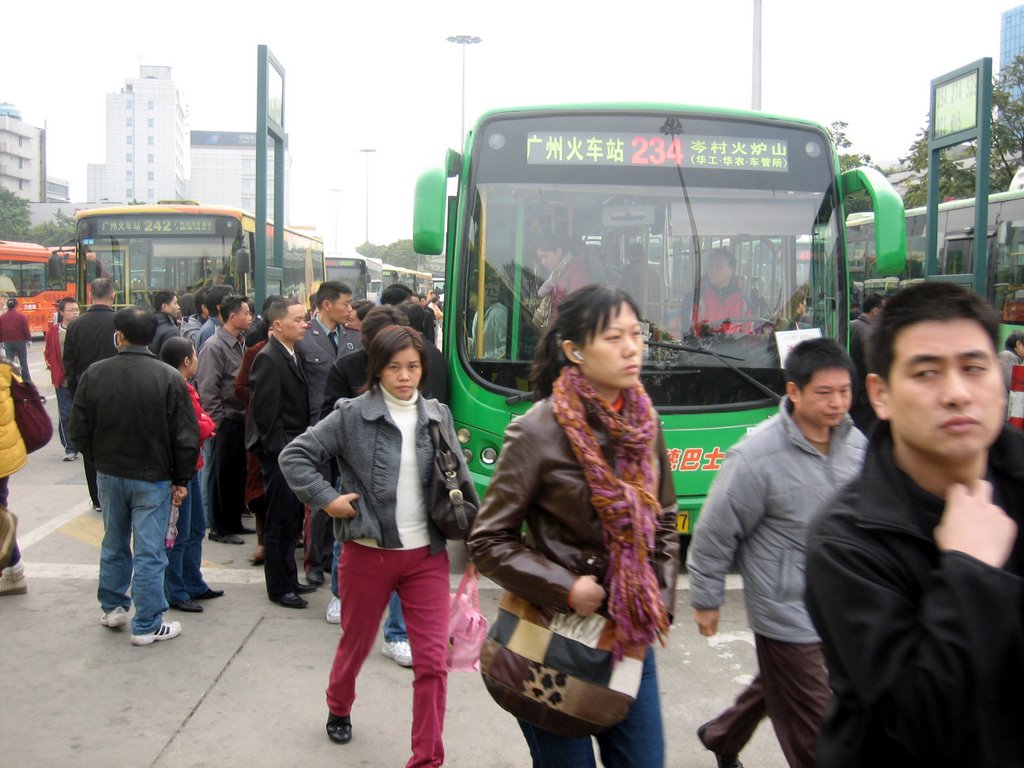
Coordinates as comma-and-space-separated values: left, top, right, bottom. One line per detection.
248, 299, 317, 608
296, 281, 354, 585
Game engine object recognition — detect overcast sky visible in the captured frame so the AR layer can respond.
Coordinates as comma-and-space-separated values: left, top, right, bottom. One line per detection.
3, 0, 1014, 249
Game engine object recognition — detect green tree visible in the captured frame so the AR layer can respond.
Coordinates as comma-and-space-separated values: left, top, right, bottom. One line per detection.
0, 188, 31, 241
990, 54, 1024, 190
899, 55, 1024, 207
898, 122, 976, 208
27, 210, 76, 247
357, 239, 432, 271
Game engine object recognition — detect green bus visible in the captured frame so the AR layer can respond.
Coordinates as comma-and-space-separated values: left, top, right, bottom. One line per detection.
414, 104, 905, 532
847, 188, 1024, 339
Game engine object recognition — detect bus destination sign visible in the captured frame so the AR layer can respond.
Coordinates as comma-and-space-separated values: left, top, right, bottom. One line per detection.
95, 216, 219, 236
526, 132, 788, 172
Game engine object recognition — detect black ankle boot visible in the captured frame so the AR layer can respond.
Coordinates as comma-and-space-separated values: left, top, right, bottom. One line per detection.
326, 713, 352, 744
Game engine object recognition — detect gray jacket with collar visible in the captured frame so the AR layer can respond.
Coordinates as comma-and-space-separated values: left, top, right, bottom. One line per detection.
686, 398, 867, 643
279, 386, 456, 555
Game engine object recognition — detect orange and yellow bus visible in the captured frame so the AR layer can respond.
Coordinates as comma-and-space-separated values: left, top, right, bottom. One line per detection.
0, 240, 76, 335
74, 202, 325, 307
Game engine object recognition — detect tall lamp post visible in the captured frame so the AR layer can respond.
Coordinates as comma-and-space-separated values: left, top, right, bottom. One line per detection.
446, 34, 482, 146
359, 148, 376, 245
330, 187, 342, 251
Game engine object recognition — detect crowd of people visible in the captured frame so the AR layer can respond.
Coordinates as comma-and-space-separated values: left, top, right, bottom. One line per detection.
1, 271, 1022, 767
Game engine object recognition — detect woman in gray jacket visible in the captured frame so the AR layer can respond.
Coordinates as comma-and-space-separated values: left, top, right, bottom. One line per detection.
280, 325, 463, 768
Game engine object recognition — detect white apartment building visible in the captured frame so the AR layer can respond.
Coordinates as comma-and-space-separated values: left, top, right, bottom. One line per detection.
188, 130, 290, 221
87, 65, 189, 204
0, 102, 45, 201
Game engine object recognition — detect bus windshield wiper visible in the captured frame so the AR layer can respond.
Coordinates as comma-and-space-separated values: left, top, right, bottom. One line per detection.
647, 339, 781, 402
505, 391, 535, 405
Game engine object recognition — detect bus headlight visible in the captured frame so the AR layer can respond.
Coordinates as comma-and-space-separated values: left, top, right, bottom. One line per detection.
480, 447, 498, 465
456, 428, 471, 445
461, 448, 473, 465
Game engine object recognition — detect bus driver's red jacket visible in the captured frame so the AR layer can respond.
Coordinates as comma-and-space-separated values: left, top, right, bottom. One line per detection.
698, 281, 749, 333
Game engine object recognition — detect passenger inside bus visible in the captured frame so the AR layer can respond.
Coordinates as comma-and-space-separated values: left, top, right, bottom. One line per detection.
535, 234, 591, 325
697, 248, 751, 334
774, 285, 810, 331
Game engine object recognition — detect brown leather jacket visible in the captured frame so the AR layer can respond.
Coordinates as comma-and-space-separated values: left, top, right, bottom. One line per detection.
468, 398, 680, 620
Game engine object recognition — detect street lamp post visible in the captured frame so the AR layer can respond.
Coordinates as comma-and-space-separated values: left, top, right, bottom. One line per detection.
446, 34, 482, 146
359, 148, 376, 245
330, 187, 342, 251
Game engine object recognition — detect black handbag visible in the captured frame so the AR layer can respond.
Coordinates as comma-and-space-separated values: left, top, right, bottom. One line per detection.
428, 421, 480, 540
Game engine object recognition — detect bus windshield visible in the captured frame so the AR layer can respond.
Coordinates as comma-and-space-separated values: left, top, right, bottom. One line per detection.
78, 214, 243, 306
76, 207, 324, 307
460, 111, 843, 409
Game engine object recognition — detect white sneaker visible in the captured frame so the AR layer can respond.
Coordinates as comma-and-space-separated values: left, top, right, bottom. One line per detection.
0, 560, 26, 595
382, 639, 413, 667
131, 621, 182, 646
325, 596, 341, 625
100, 605, 130, 628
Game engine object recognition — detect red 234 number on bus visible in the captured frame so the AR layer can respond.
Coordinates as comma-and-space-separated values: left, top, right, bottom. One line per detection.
631, 136, 684, 166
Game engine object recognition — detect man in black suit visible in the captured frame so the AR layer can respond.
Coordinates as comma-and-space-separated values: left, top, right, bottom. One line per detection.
63, 277, 118, 510
247, 299, 317, 608
296, 281, 353, 586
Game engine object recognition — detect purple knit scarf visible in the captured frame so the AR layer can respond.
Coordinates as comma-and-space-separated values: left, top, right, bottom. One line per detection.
550, 364, 669, 659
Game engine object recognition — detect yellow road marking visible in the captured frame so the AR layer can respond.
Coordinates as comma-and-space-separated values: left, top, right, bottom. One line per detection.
56, 512, 226, 568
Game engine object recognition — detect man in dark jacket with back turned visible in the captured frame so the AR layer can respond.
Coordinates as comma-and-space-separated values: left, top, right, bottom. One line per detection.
70, 306, 199, 646
806, 281, 1024, 767
63, 277, 118, 510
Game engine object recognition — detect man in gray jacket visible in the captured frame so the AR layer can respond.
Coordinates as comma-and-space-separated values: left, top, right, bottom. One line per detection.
687, 338, 867, 768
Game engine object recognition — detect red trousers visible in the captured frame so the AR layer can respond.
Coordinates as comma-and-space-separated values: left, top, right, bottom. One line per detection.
700, 634, 830, 768
327, 542, 450, 768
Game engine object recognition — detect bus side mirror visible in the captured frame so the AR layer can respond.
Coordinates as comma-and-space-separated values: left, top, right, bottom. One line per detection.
413, 168, 446, 256
48, 253, 65, 281
842, 166, 906, 275
235, 244, 251, 275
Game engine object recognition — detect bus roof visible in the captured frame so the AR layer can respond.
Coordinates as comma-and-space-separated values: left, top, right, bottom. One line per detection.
468, 102, 830, 135
0, 241, 53, 258
847, 188, 1024, 227
76, 202, 323, 241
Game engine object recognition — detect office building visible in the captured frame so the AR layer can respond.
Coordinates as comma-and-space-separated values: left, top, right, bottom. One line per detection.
1002, 5, 1024, 70
0, 102, 46, 202
188, 130, 290, 220
87, 65, 189, 204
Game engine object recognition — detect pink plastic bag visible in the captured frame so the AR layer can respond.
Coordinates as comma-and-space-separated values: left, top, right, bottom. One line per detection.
448, 567, 488, 672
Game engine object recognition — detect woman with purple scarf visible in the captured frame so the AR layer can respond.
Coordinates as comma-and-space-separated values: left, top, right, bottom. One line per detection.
469, 284, 680, 767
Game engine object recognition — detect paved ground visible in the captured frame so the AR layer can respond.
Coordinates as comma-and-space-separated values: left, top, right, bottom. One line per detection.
0, 344, 788, 767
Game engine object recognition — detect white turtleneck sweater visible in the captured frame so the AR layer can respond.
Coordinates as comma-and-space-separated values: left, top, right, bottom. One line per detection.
370, 385, 430, 550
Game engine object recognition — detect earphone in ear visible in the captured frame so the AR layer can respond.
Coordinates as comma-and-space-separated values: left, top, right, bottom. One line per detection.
572, 351, 584, 361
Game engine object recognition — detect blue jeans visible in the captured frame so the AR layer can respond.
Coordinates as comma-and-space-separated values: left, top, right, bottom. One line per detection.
517, 647, 664, 768
199, 442, 212, 528
384, 590, 407, 642
164, 473, 209, 603
3, 341, 30, 383
330, 539, 341, 596
96, 473, 172, 635
330, 539, 408, 643
55, 386, 76, 454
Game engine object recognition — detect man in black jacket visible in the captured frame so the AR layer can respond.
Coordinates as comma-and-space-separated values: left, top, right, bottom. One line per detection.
806, 281, 1024, 767
63, 277, 117, 510
148, 290, 181, 355
70, 306, 199, 646
247, 299, 316, 608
